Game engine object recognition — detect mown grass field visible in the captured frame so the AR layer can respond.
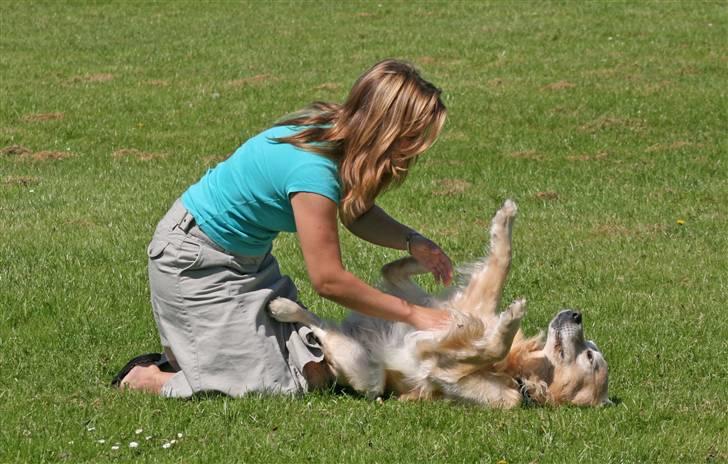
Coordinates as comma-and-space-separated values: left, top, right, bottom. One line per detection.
1, 1, 726, 462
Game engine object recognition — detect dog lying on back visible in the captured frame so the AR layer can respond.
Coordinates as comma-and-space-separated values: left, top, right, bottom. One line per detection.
269, 200, 610, 407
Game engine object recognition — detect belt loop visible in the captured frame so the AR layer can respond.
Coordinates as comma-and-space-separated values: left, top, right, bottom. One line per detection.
178, 212, 195, 233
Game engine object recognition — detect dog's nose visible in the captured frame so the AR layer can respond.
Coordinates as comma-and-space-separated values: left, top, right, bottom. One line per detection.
571, 311, 582, 324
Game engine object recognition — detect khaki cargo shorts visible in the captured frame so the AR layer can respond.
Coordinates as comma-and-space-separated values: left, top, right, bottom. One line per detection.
147, 199, 323, 397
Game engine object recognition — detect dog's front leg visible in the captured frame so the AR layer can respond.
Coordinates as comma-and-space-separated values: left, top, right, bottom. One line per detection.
477, 299, 527, 362
455, 199, 517, 316
397, 387, 435, 402
451, 371, 522, 409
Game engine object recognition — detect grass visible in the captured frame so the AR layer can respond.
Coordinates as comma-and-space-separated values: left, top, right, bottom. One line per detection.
1, 1, 727, 462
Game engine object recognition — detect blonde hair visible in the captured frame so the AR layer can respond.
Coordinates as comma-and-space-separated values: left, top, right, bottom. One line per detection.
273, 59, 447, 224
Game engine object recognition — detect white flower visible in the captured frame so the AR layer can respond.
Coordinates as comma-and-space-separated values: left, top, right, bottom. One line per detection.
129, 442, 139, 448
177, 433, 183, 439
97, 439, 106, 444
135, 428, 143, 435
145, 436, 153, 441
162, 443, 172, 449
111, 445, 120, 451
86, 426, 95, 432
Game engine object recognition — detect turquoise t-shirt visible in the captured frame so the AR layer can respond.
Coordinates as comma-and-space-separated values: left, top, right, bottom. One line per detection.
181, 125, 341, 256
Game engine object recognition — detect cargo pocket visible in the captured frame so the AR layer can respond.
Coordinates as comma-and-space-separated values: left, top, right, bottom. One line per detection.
147, 239, 169, 260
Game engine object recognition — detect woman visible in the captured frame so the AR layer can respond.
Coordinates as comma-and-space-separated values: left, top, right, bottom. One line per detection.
114, 59, 453, 397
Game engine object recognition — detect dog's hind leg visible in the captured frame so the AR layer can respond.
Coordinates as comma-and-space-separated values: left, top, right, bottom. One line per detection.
268, 297, 325, 327
454, 199, 517, 316
268, 298, 384, 398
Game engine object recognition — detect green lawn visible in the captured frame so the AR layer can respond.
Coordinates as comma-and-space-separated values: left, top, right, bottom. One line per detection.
1, 1, 726, 462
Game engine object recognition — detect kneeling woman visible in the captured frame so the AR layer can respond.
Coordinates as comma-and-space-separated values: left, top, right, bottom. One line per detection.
114, 59, 453, 397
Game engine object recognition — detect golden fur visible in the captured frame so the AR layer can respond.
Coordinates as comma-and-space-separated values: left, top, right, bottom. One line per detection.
269, 200, 610, 408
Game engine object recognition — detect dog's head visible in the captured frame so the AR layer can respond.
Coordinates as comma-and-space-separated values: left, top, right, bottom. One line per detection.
540, 309, 610, 406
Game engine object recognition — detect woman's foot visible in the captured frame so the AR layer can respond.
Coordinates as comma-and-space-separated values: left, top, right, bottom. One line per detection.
120, 364, 175, 394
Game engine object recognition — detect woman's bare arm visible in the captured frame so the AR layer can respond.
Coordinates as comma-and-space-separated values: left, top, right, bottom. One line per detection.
290, 192, 449, 330
345, 204, 453, 285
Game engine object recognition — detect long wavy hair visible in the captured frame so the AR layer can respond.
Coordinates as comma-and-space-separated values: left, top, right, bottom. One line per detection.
273, 59, 447, 224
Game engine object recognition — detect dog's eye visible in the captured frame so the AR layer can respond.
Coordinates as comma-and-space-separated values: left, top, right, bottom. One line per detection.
586, 350, 594, 363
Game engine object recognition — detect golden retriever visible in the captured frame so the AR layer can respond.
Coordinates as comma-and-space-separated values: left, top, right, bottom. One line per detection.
269, 200, 610, 407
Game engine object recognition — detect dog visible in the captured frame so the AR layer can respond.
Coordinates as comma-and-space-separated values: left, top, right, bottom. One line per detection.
269, 200, 610, 408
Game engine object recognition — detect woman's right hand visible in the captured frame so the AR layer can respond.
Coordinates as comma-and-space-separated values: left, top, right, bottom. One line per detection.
408, 306, 451, 331
407, 233, 453, 286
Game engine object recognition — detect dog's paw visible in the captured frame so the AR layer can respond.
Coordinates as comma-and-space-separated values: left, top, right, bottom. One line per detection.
490, 199, 518, 235
268, 297, 304, 323
502, 298, 527, 323
500, 199, 518, 219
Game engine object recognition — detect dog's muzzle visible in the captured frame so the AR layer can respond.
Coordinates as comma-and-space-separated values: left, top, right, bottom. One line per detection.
553, 309, 582, 328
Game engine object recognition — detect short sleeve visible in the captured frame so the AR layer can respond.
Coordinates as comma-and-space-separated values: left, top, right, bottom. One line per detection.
285, 160, 341, 204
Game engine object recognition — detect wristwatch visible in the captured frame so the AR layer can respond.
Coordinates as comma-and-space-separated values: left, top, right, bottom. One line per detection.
405, 231, 422, 254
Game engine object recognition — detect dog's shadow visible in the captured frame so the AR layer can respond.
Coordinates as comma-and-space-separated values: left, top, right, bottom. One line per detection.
323, 388, 624, 408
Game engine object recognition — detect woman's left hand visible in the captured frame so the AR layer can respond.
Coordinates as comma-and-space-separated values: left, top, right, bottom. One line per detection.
408, 234, 453, 286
